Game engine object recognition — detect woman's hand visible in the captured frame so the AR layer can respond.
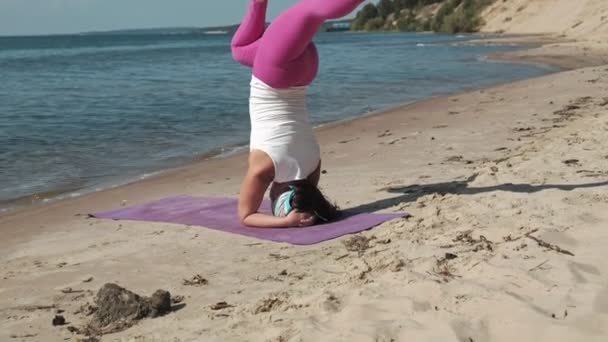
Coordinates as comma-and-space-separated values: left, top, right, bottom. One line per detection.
285, 211, 316, 227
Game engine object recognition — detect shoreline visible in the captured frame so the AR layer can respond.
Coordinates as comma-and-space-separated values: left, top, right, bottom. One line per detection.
475, 34, 608, 70
0, 33, 563, 216
0, 38, 595, 243
2, 32, 608, 341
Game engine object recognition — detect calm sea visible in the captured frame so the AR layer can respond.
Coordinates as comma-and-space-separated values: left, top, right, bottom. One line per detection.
0, 32, 552, 212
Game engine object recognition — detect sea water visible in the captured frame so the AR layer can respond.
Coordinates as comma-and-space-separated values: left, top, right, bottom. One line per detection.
0, 32, 552, 211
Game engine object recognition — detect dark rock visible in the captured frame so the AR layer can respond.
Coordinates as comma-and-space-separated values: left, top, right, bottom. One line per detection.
445, 253, 458, 260
148, 290, 171, 318
52, 315, 66, 326
93, 283, 150, 327
84, 283, 172, 336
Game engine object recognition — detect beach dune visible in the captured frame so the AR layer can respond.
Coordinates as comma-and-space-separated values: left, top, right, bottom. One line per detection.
482, 0, 608, 39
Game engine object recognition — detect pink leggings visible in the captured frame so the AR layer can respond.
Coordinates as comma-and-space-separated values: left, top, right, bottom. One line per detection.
231, 0, 364, 89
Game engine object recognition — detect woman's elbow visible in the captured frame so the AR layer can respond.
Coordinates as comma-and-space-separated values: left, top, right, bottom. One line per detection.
238, 210, 252, 227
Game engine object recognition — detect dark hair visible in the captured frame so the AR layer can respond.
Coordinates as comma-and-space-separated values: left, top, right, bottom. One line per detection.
290, 182, 340, 223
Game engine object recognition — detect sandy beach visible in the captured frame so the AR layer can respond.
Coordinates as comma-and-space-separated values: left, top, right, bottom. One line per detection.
3, 28, 608, 342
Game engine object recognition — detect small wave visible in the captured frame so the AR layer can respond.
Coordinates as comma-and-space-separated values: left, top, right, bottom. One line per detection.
213, 144, 249, 159
139, 171, 164, 180
203, 30, 228, 35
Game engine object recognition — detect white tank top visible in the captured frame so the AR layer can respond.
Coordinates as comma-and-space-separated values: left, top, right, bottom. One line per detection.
249, 76, 320, 183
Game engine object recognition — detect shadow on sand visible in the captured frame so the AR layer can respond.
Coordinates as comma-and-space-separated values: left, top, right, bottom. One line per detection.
343, 174, 608, 215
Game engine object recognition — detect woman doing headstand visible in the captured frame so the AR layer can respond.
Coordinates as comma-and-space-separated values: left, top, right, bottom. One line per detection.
231, 0, 363, 228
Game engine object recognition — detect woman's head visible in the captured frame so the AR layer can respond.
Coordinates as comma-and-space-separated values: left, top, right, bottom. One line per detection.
289, 182, 340, 223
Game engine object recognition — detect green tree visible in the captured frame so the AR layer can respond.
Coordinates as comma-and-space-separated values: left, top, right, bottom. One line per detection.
396, 11, 423, 31
352, 3, 379, 30
377, 0, 395, 19
419, 0, 444, 5
364, 17, 385, 31
431, 0, 459, 32
403, 0, 421, 8
436, 0, 485, 33
350, 0, 490, 33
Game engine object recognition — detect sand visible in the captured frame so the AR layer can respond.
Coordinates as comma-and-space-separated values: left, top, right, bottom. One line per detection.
482, 0, 608, 39
2, 37, 608, 341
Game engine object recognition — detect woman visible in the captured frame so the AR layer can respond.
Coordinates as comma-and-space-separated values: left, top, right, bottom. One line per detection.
231, 0, 363, 228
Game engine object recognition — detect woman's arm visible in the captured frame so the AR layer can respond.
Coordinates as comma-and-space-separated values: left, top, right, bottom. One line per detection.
238, 151, 315, 228
238, 168, 290, 228
238, 151, 288, 228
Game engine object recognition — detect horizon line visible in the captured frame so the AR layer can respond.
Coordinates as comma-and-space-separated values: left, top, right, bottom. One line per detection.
0, 18, 354, 38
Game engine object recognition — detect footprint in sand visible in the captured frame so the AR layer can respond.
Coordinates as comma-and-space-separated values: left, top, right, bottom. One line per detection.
594, 286, 608, 314
412, 300, 432, 312
563, 193, 608, 206
275, 328, 298, 342
322, 293, 342, 313
504, 290, 554, 317
568, 261, 601, 283
449, 318, 490, 342
578, 212, 602, 224
540, 231, 578, 249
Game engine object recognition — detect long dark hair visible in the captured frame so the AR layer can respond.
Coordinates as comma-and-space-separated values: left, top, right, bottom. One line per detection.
290, 182, 340, 223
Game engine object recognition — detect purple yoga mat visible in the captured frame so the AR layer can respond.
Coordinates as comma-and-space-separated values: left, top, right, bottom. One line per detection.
94, 195, 406, 245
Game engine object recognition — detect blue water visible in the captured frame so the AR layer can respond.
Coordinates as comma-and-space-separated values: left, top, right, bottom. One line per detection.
0, 32, 552, 210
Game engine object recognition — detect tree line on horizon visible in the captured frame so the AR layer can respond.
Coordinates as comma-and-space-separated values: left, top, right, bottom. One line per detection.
352, 0, 494, 33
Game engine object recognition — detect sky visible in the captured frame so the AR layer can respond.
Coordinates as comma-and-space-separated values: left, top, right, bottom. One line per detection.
0, 0, 368, 36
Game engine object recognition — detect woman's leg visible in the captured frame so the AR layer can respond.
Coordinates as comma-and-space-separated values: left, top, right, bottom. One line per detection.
254, 0, 364, 88
231, 0, 268, 68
